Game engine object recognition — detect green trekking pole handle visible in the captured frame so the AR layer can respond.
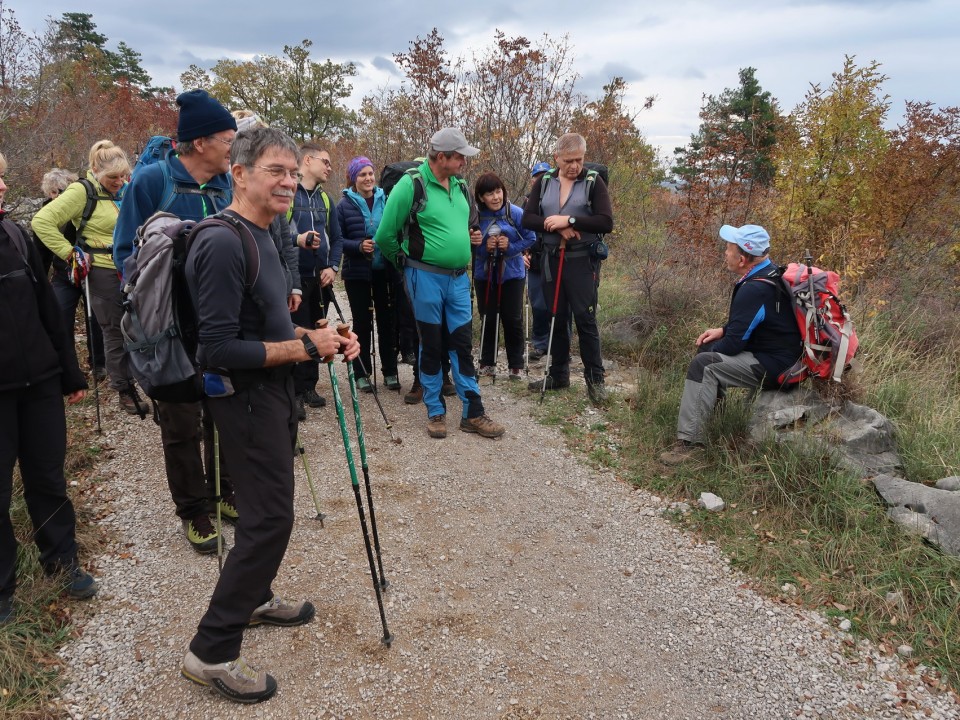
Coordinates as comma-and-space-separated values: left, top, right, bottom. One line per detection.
320, 321, 393, 646
295, 432, 325, 525
336, 323, 389, 590
213, 425, 224, 573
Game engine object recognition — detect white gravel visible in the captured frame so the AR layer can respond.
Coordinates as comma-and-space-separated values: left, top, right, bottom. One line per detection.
55, 362, 960, 719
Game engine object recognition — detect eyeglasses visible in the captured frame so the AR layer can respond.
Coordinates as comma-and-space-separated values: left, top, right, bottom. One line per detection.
305, 155, 332, 167
207, 135, 234, 147
251, 165, 302, 181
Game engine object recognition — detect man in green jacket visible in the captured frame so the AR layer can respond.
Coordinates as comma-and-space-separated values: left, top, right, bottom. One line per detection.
375, 128, 504, 440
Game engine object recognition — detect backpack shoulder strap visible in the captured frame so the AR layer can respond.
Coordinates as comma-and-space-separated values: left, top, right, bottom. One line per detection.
76, 178, 99, 241
1, 219, 37, 284
320, 189, 331, 230
584, 169, 598, 213
537, 169, 557, 213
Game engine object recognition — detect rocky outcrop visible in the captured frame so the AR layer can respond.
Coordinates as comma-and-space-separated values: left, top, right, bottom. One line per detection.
872, 474, 960, 556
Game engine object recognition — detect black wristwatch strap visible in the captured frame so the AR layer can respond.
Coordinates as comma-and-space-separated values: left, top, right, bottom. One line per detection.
301, 335, 321, 360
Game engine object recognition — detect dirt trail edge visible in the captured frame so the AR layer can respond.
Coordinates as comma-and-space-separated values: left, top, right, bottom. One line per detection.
57, 363, 959, 720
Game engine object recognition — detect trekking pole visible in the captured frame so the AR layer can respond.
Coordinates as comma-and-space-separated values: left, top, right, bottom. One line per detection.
336, 323, 389, 590
327, 292, 398, 442
478, 250, 494, 371
804, 249, 823, 345
523, 269, 531, 377
213, 425, 224, 573
83, 277, 102, 434
367, 286, 379, 391
319, 320, 393, 646
491, 250, 506, 385
295, 431, 325, 524
540, 237, 568, 405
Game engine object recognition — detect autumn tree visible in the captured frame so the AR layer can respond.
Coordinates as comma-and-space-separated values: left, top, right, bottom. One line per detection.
181, 40, 356, 142
771, 56, 890, 276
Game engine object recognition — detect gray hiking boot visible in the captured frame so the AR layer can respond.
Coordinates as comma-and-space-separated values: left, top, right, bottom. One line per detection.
586, 381, 608, 406
182, 651, 277, 704
248, 596, 315, 627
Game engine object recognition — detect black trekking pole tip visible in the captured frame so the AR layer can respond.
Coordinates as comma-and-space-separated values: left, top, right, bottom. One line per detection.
381, 633, 394, 648
379, 578, 390, 591
315, 512, 326, 523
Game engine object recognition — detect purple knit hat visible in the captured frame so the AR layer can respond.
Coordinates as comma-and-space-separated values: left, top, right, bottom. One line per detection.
347, 156, 374, 185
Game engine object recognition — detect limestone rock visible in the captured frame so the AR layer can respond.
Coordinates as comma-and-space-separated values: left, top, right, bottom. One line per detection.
698, 492, 725, 512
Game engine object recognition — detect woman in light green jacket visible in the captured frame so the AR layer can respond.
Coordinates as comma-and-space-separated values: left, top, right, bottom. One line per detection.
32, 140, 145, 415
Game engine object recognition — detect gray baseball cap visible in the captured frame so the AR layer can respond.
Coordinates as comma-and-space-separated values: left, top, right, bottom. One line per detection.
429, 128, 479, 157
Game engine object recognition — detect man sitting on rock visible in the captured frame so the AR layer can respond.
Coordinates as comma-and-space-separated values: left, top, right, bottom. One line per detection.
660, 224, 801, 465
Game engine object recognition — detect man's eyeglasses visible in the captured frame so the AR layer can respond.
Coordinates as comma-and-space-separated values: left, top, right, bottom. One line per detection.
251, 165, 302, 181
305, 154, 332, 167
207, 135, 234, 147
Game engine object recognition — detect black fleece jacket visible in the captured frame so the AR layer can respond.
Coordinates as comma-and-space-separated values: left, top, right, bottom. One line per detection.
0, 215, 87, 394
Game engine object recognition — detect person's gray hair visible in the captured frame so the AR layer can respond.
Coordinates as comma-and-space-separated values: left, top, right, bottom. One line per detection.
554, 132, 586, 156
231, 127, 300, 168
176, 138, 200, 157
41, 168, 79, 197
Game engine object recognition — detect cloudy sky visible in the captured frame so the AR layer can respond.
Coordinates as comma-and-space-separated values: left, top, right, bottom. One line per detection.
9, 0, 958, 161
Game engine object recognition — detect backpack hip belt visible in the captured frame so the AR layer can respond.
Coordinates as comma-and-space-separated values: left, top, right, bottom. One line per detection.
404, 257, 468, 277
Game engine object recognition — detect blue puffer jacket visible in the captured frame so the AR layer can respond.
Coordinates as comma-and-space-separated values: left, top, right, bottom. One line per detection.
337, 188, 399, 283
471, 203, 536, 283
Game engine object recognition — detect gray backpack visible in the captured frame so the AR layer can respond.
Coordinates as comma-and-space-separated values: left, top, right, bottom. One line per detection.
120, 212, 261, 402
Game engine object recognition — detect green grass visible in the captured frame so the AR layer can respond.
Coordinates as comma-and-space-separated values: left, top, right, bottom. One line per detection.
538, 264, 960, 691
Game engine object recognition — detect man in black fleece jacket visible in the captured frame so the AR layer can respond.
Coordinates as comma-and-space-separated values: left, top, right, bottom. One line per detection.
660, 224, 801, 465
0, 153, 96, 623
180, 128, 358, 704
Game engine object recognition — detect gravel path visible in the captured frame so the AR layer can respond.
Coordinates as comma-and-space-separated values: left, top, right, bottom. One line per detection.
56, 360, 960, 719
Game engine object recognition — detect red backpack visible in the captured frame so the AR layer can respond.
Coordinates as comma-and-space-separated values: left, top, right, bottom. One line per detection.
769, 255, 859, 385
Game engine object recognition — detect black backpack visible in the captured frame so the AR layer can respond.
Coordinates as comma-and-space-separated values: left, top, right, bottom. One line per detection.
120, 212, 262, 403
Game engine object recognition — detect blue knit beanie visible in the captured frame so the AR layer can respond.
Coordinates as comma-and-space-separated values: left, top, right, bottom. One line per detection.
176, 89, 237, 142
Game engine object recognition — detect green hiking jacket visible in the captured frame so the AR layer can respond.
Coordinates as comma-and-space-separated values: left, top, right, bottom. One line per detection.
373, 160, 472, 270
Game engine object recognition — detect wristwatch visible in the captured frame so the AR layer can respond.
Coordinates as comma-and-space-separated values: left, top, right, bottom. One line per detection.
331, 265, 339, 273
568, 216, 576, 226
301, 335, 321, 360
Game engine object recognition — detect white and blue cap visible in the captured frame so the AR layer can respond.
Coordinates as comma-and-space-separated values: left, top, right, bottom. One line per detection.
531, 161, 551, 177
719, 224, 770, 256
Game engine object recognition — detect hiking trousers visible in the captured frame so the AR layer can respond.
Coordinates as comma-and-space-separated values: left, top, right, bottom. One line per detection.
404, 265, 484, 420
540, 253, 604, 384
475, 277, 525, 369
292, 276, 333, 395
49, 268, 105, 373
189, 374, 297, 663
85, 266, 133, 392
0, 377, 79, 601
156, 401, 231, 520
676, 350, 765, 444
344, 271, 399, 380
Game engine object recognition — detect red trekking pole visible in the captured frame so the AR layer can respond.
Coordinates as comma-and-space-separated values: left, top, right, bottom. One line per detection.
539, 237, 567, 404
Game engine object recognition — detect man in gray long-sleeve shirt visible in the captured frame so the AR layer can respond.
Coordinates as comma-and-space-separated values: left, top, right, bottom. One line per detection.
180, 127, 359, 704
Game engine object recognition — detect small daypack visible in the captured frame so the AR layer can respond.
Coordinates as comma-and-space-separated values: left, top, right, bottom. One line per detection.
133, 136, 175, 177
755, 258, 859, 385
120, 212, 261, 403
0, 218, 36, 284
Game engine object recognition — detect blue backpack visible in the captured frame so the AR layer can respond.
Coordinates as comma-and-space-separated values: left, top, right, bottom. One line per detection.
133, 136, 175, 178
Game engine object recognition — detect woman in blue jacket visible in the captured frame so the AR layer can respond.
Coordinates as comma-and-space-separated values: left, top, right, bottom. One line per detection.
471, 172, 537, 379
337, 157, 401, 392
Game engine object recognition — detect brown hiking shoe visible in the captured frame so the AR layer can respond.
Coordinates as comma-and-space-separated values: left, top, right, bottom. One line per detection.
182, 652, 277, 704
426, 414, 447, 438
248, 596, 315, 627
659, 441, 703, 466
459, 414, 505, 439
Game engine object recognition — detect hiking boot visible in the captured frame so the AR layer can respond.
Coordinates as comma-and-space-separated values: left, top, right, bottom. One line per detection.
294, 394, 307, 422
401, 351, 417, 365
441, 374, 456, 397
64, 564, 98, 599
248, 596, 315, 627
426, 414, 447, 439
356, 376, 373, 394
93, 366, 108, 382
586, 381, 608, 406
384, 375, 401, 391
119, 387, 147, 417
404, 382, 423, 405
528, 347, 546, 362
303, 389, 326, 408
659, 440, 703, 466
0, 597, 13, 624
509, 368, 523, 381
459, 414, 505, 439
218, 494, 239, 525
182, 651, 277, 704
184, 514, 219, 554
478, 364, 495, 377
528, 376, 569, 392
